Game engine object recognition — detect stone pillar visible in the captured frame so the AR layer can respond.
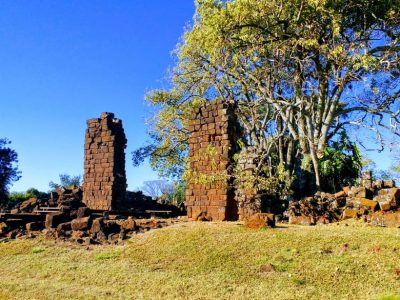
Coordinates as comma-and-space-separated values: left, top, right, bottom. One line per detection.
83, 112, 127, 210
186, 100, 240, 221
235, 147, 263, 220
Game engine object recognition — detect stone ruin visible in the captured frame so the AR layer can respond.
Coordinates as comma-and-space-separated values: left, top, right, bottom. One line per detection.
83, 112, 127, 210
186, 100, 240, 221
186, 100, 277, 225
0, 112, 185, 243
186, 100, 399, 228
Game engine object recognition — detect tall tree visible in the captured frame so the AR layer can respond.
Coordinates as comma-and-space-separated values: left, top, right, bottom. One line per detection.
0, 138, 21, 200
137, 0, 400, 191
49, 174, 81, 190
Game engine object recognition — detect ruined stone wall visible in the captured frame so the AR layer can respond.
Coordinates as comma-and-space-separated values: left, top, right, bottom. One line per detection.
83, 112, 127, 210
186, 100, 240, 221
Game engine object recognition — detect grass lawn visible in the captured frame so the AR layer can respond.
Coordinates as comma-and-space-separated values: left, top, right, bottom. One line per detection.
0, 221, 399, 299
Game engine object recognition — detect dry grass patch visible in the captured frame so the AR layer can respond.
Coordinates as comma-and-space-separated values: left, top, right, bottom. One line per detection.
0, 221, 399, 299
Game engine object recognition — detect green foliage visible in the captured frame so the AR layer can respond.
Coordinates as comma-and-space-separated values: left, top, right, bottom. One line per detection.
172, 181, 186, 204
7, 188, 48, 203
7, 192, 27, 203
136, 0, 400, 193
319, 132, 362, 192
0, 138, 21, 201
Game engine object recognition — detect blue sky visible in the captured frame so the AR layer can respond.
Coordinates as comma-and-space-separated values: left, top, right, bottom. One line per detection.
0, 1, 195, 192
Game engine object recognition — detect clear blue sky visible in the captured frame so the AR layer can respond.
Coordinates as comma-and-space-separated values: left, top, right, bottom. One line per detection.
0, 1, 395, 192
0, 0, 195, 192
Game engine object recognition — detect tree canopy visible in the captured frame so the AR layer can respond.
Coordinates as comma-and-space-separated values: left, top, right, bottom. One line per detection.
136, 0, 400, 193
49, 174, 81, 190
0, 138, 21, 200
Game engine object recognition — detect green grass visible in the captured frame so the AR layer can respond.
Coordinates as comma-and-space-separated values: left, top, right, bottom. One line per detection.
0, 221, 399, 299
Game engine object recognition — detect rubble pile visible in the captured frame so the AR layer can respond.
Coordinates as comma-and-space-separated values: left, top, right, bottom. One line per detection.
0, 187, 186, 244
287, 178, 400, 228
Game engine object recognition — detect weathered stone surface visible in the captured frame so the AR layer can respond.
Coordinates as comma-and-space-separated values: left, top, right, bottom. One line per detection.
349, 187, 373, 199
289, 215, 316, 226
383, 180, 396, 188
186, 100, 240, 221
26, 222, 44, 232
119, 217, 136, 231
45, 213, 68, 229
378, 201, 392, 211
71, 217, 92, 231
350, 198, 378, 211
57, 222, 72, 233
334, 191, 346, 198
342, 208, 359, 219
103, 220, 121, 234
375, 188, 400, 208
77, 207, 91, 218
369, 211, 400, 228
245, 213, 275, 229
90, 217, 104, 234
83, 112, 127, 211
20, 197, 39, 212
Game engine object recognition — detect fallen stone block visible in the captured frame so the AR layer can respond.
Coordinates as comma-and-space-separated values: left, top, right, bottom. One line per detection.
71, 217, 92, 231
71, 230, 86, 240
383, 180, 396, 188
245, 213, 275, 229
378, 201, 392, 211
349, 187, 373, 200
56, 222, 72, 233
374, 180, 384, 189
90, 217, 104, 234
375, 188, 400, 208
342, 186, 350, 195
20, 197, 39, 212
119, 217, 136, 231
356, 198, 378, 212
103, 220, 121, 235
77, 207, 91, 218
342, 208, 359, 219
369, 211, 400, 228
317, 216, 330, 224
45, 213, 68, 229
334, 191, 346, 198
289, 215, 316, 226
26, 222, 44, 232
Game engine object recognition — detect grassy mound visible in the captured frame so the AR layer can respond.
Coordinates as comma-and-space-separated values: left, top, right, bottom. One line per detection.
0, 221, 399, 299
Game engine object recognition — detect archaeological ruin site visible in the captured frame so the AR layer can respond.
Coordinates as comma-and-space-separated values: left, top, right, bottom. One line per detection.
0, 102, 399, 244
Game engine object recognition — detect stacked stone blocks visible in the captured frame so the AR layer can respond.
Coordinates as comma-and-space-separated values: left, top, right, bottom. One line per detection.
186, 100, 239, 221
83, 112, 127, 210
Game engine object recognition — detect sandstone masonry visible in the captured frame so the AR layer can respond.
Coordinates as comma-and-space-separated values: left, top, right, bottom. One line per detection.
83, 112, 127, 210
186, 100, 240, 221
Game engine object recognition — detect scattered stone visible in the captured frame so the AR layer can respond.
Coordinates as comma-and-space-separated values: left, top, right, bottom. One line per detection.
119, 217, 136, 231
245, 213, 275, 229
383, 180, 396, 188
71, 217, 92, 231
342, 208, 359, 219
260, 264, 276, 273
20, 197, 39, 212
289, 215, 316, 225
26, 222, 44, 232
77, 207, 91, 218
90, 218, 104, 234
57, 222, 72, 233
45, 213, 68, 229
369, 211, 400, 228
